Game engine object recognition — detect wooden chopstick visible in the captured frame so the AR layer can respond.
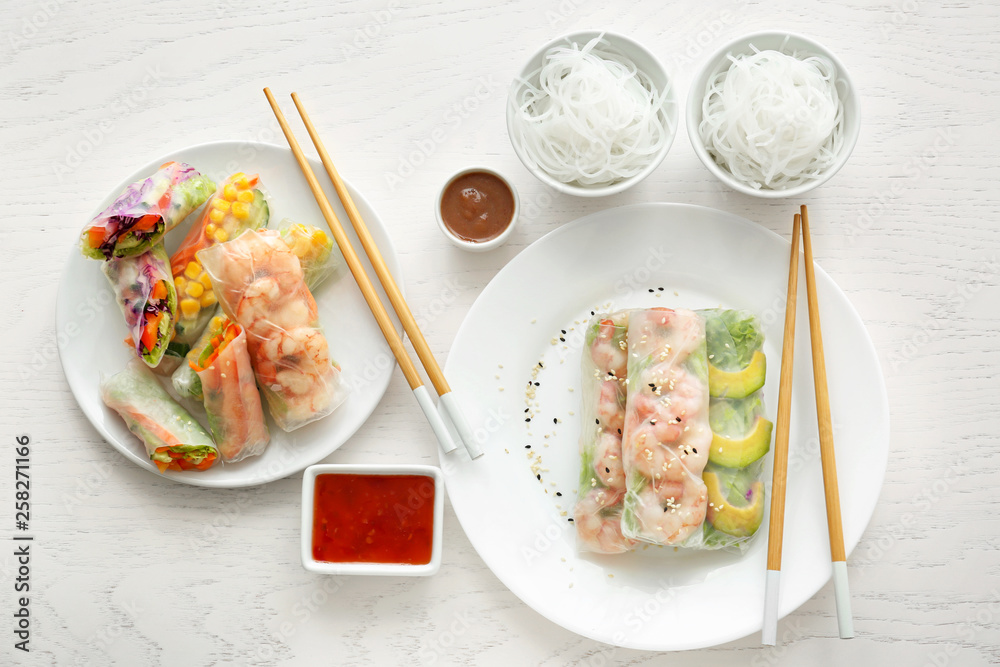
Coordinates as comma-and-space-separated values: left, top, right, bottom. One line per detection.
800, 204, 854, 639
762, 212, 801, 646
289, 92, 483, 460
262, 87, 459, 456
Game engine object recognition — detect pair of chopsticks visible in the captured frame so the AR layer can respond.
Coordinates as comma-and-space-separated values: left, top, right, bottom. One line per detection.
262, 88, 483, 460
763, 205, 853, 644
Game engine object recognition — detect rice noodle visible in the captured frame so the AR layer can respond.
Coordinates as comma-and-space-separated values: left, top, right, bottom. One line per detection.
510, 35, 672, 188
698, 46, 844, 190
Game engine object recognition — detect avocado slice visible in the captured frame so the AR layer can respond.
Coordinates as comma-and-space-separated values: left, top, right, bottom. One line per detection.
709, 416, 773, 468
704, 471, 765, 537
708, 350, 766, 399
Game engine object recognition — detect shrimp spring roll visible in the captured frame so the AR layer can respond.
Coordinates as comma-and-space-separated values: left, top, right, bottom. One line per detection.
100, 358, 218, 473
171, 220, 336, 400
573, 312, 637, 554
170, 172, 270, 345
621, 308, 712, 547
101, 244, 178, 368
197, 229, 349, 431
81, 162, 215, 260
190, 318, 270, 463
700, 309, 772, 549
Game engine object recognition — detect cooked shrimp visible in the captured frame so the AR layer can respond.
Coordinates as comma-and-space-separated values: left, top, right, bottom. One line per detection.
592, 432, 626, 492
574, 488, 635, 554
590, 318, 627, 378
595, 380, 625, 433
630, 476, 707, 545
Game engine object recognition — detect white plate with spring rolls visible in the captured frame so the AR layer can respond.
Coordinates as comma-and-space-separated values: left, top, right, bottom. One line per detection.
440, 203, 888, 650
57, 141, 402, 488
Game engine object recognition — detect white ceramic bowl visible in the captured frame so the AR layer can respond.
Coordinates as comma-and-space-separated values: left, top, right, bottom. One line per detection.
506, 30, 678, 198
435, 166, 519, 252
686, 30, 861, 199
301, 464, 444, 576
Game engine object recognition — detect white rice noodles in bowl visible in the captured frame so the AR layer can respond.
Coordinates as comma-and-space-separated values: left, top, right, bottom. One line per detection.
699, 44, 845, 191
509, 34, 673, 189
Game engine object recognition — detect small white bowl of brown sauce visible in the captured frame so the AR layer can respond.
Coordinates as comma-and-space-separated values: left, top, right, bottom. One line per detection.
436, 167, 518, 252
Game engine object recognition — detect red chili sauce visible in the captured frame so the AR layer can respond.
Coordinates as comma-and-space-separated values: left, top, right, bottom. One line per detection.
312, 473, 435, 565
440, 171, 514, 243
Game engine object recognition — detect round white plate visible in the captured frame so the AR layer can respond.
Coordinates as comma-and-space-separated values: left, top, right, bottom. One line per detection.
440, 203, 888, 650
58, 141, 401, 488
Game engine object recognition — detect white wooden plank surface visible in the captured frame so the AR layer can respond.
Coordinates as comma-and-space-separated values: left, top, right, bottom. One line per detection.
2, 0, 999, 664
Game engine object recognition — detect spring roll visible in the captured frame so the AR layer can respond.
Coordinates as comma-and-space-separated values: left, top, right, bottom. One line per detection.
190, 319, 270, 463
197, 230, 348, 432
81, 162, 215, 260
621, 308, 712, 547
102, 244, 178, 368
101, 359, 218, 473
573, 312, 637, 554
170, 220, 336, 400
699, 309, 771, 549
170, 172, 270, 345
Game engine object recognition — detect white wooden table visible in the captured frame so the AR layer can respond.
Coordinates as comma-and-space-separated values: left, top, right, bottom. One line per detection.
3, 1, 998, 664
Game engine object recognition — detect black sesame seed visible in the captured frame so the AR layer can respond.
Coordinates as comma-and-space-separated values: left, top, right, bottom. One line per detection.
568, 518, 574, 522
561, 329, 566, 334
553, 418, 558, 424
663, 507, 668, 512
556, 492, 562, 497
605, 467, 610, 473
538, 361, 544, 367
648, 289, 654, 293
534, 382, 540, 386
559, 337, 565, 342
524, 408, 529, 413
536, 474, 541, 480
525, 445, 531, 449
692, 448, 698, 454
617, 428, 622, 435
595, 419, 600, 425
658, 287, 664, 291
675, 417, 682, 422
525, 418, 531, 422
591, 311, 595, 315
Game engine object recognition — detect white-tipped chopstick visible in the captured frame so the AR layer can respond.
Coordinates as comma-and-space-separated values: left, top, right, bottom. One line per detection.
762, 213, 801, 646
289, 92, 483, 460
800, 205, 854, 639
263, 87, 459, 456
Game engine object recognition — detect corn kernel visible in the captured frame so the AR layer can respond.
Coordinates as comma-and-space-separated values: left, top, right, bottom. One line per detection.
184, 262, 201, 280
231, 201, 250, 220
212, 198, 230, 211
210, 315, 224, 330
199, 273, 213, 289
223, 184, 238, 201
292, 238, 311, 258
209, 208, 225, 223
185, 281, 205, 298
234, 174, 250, 189
237, 190, 254, 203
174, 276, 187, 291
180, 299, 200, 317
200, 291, 217, 307
205, 223, 217, 236
214, 228, 228, 243
312, 230, 329, 247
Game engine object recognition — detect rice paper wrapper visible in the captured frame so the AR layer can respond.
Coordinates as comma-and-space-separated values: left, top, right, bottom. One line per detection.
197, 230, 349, 432
101, 243, 178, 368
81, 161, 215, 260
274, 218, 341, 291
621, 308, 712, 548
171, 309, 222, 400
169, 173, 270, 345
573, 311, 637, 554
698, 309, 771, 552
100, 358, 218, 472
195, 323, 270, 463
